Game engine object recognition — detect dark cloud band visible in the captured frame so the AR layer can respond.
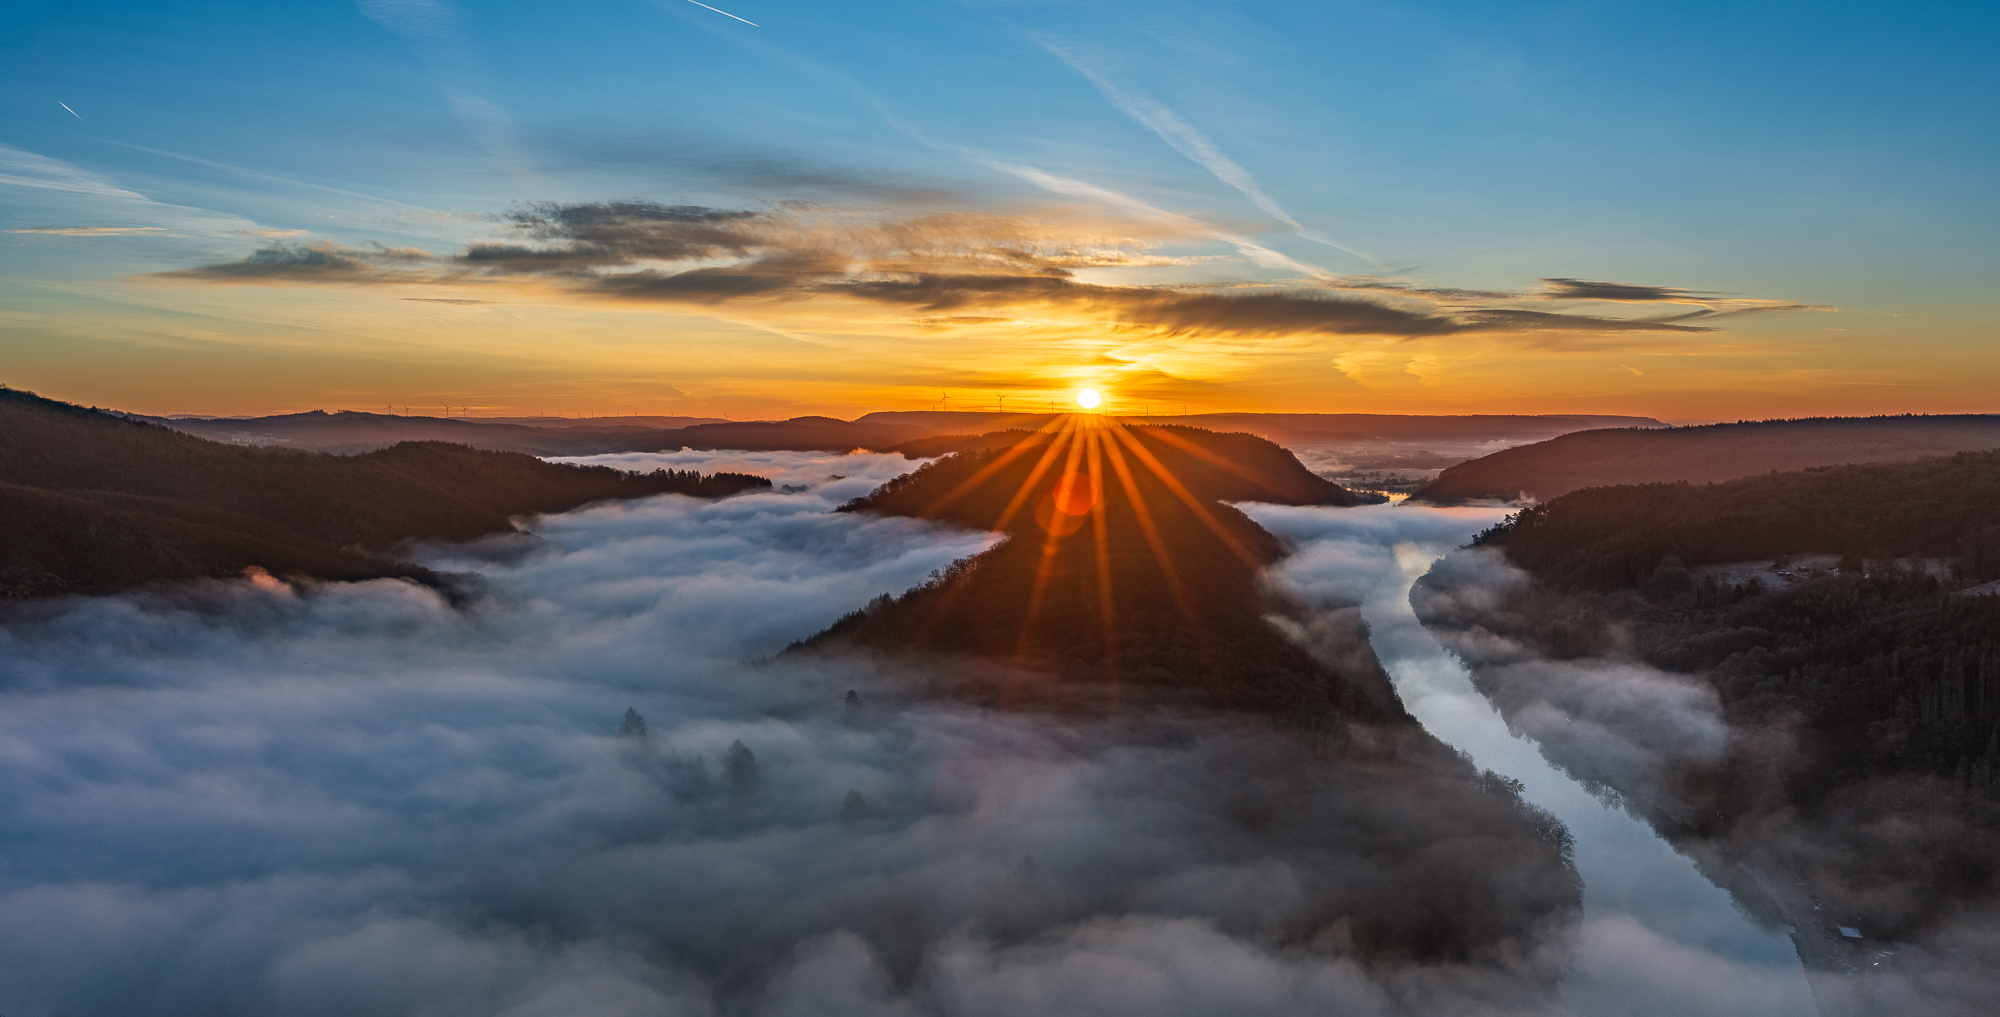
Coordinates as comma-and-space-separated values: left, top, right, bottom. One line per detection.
146, 201, 1824, 339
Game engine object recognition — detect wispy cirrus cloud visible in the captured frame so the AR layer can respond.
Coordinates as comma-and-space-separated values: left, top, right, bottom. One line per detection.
0, 143, 152, 200
355, 0, 527, 171
7, 226, 172, 236
1037, 41, 1379, 270
0, 143, 295, 238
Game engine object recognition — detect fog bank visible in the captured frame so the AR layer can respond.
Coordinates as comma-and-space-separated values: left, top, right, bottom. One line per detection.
1241, 502, 1818, 1017
1, 453, 1575, 1017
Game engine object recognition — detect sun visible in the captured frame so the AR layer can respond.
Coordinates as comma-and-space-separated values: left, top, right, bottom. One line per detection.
1075, 388, 1103, 410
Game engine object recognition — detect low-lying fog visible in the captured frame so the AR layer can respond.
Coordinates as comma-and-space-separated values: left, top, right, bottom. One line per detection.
0, 451, 1812, 1016
1243, 504, 1819, 1017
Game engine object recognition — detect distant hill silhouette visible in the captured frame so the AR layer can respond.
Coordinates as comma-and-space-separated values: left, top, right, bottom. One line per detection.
147, 410, 710, 456
0, 387, 767, 598
794, 421, 1399, 721
857, 410, 1663, 446
142, 408, 1672, 461
152, 412, 944, 457
462, 415, 726, 429
600, 416, 935, 453
1411, 415, 2000, 503
1479, 449, 2000, 588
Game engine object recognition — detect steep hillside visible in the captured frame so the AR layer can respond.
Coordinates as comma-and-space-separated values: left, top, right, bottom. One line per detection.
1417, 452, 2000, 957
881, 429, 1043, 459
1412, 415, 2000, 503
796, 421, 1387, 719
1485, 449, 2000, 588
0, 387, 767, 597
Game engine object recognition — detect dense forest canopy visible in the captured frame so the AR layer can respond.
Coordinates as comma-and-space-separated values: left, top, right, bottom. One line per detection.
798, 421, 1388, 721
1436, 451, 2000, 948
1483, 449, 2000, 590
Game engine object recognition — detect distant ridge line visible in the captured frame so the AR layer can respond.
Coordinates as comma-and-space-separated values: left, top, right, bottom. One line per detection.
1412, 413, 2000, 505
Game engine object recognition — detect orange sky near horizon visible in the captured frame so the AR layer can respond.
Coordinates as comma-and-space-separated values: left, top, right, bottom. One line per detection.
6, 0, 1998, 428
7, 253, 1996, 424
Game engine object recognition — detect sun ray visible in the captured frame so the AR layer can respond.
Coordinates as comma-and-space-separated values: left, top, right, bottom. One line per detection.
899, 417, 1077, 651
1102, 420, 1265, 567
1011, 419, 1092, 663
1097, 422, 1201, 626
1128, 422, 1296, 495
872, 413, 1266, 692
919, 416, 1068, 518
990, 418, 1080, 533
1085, 424, 1120, 690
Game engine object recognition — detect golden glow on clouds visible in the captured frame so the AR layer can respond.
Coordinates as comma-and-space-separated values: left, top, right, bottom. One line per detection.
8, 199, 1985, 419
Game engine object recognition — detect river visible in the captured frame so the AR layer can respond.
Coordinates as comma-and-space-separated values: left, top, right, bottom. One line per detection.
1243, 502, 1822, 1017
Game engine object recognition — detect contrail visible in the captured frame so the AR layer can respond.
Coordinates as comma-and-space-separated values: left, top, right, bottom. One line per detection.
57, 101, 84, 122
1042, 44, 1380, 270
645, 15, 1332, 279
974, 156, 1334, 278
683, 0, 757, 26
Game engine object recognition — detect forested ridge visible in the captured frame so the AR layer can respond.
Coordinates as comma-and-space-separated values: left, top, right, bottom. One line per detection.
1448, 452, 2000, 944
1413, 413, 2000, 504
0, 386, 767, 597
1485, 449, 2000, 589
799, 424, 1372, 720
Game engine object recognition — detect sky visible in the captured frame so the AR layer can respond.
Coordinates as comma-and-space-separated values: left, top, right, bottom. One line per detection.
3, 0, 1997, 420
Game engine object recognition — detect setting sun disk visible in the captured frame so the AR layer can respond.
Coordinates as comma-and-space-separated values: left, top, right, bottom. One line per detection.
1075, 388, 1103, 409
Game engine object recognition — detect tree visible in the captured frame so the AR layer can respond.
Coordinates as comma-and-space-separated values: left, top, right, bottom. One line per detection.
618, 707, 648, 740
724, 739, 758, 793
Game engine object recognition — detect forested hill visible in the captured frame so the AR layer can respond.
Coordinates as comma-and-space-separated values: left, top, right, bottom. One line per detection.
882, 429, 1043, 459
795, 422, 1588, 972
146, 409, 707, 456
0, 387, 767, 598
1432, 451, 2000, 950
858, 410, 1662, 445
1486, 449, 2000, 589
1411, 414, 2000, 504
599, 416, 933, 453
793, 422, 1395, 722
872, 424, 1356, 513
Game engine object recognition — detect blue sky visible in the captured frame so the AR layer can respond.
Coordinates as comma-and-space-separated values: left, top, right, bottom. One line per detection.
4, 0, 1996, 417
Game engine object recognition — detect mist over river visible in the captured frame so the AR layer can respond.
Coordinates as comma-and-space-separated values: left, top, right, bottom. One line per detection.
1245, 502, 1820, 1017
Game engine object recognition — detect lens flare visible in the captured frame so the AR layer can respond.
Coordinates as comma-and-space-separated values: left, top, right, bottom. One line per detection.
1076, 388, 1103, 409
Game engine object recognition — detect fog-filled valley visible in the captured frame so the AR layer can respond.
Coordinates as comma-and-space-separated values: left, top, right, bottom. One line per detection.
7, 440, 1999, 1016
11, 0, 1995, 1011
0, 451, 1584, 1017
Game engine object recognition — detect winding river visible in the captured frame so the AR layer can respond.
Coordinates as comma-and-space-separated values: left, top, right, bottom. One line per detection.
1245, 503, 1822, 1017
